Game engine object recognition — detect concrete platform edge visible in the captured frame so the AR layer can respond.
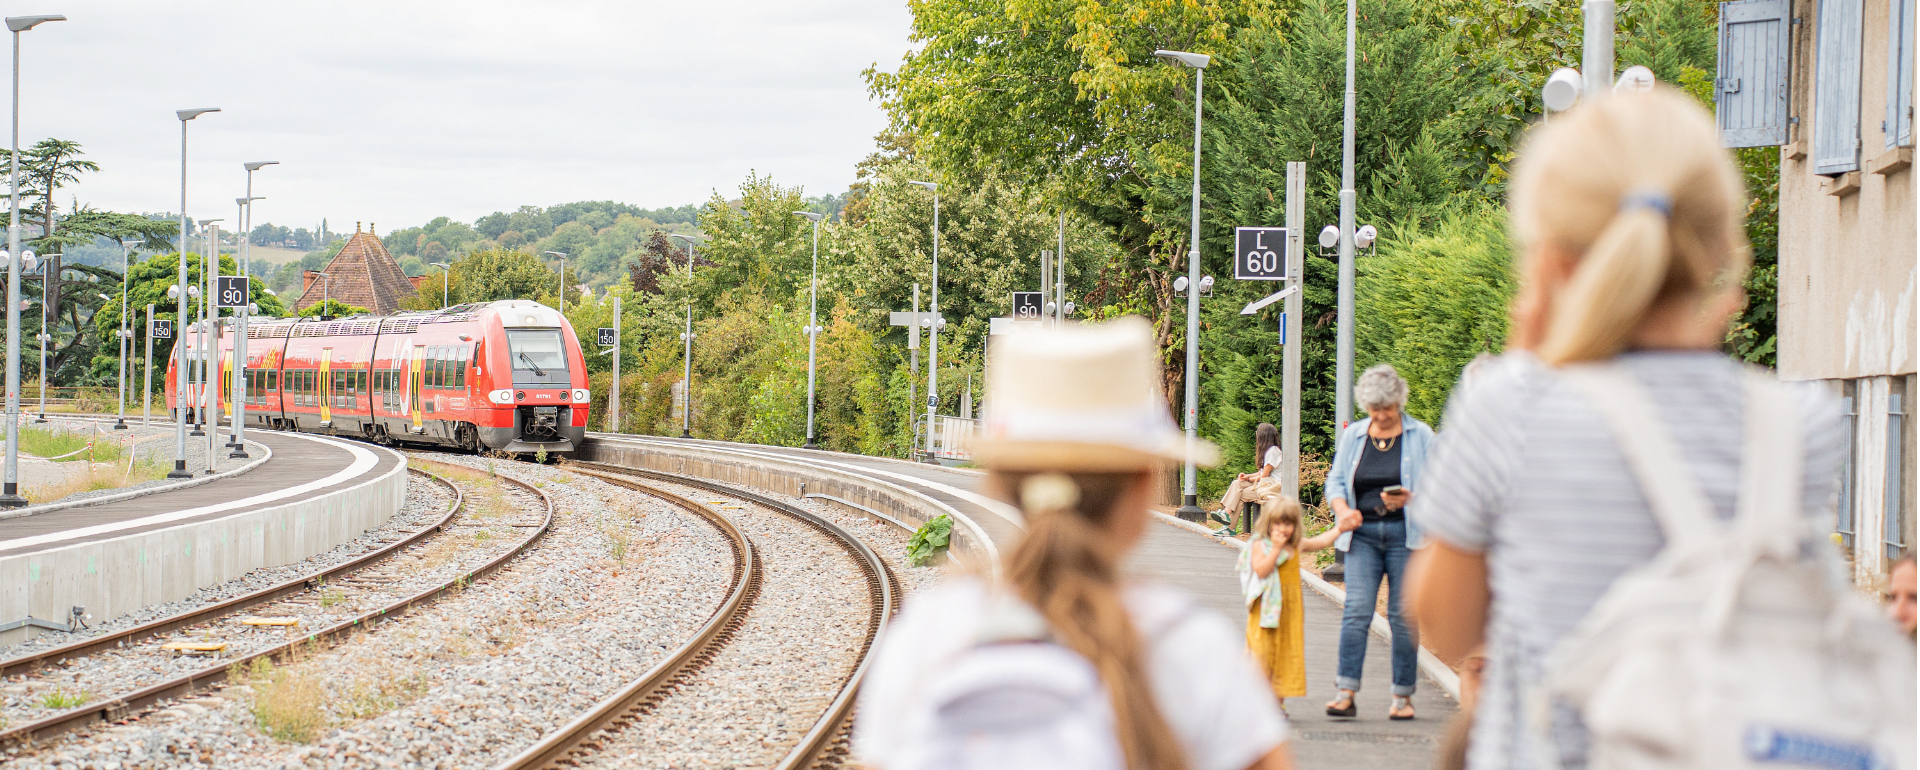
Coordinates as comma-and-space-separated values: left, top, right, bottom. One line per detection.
0, 440, 274, 523
1151, 511, 1461, 701
0, 440, 406, 646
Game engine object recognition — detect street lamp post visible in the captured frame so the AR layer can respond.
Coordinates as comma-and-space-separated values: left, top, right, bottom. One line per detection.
114, 238, 134, 430
1333, 0, 1361, 440
199, 220, 223, 466
33, 255, 59, 423
430, 262, 450, 308
1155, 49, 1211, 518
544, 251, 566, 307
314, 272, 332, 314
143, 303, 153, 426
792, 212, 824, 450
906, 181, 940, 463
171, 107, 218, 479
1, 14, 65, 507
669, 234, 698, 438
234, 195, 263, 458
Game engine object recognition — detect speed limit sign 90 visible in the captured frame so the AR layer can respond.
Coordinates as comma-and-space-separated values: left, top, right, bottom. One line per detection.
216, 276, 251, 308
1233, 227, 1289, 281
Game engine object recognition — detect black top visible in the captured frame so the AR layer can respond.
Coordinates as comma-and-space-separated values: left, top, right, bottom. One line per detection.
1352, 435, 1405, 521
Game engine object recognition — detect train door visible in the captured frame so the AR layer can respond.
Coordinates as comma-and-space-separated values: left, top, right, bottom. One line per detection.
410, 345, 425, 433
221, 350, 234, 419
319, 349, 333, 426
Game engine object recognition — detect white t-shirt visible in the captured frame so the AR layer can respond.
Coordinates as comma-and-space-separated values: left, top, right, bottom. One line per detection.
855, 577, 1289, 770
1262, 446, 1283, 474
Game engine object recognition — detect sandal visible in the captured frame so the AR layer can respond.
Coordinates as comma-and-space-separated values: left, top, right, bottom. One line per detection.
1325, 690, 1357, 718
1389, 695, 1416, 720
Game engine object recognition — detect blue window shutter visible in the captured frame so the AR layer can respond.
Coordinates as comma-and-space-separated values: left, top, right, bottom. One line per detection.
1813, 0, 1865, 173
1718, 0, 1794, 147
1890, 0, 1915, 148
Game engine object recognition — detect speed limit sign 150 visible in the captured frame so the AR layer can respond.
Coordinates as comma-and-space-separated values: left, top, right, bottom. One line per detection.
1233, 227, 1289, 281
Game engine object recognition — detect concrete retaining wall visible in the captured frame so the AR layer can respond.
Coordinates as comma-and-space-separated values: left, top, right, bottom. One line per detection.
582, 440, 991, 571
0, 444, 408, 646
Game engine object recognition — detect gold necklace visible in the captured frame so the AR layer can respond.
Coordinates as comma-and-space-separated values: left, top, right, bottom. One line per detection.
1371, 433, 1398, 452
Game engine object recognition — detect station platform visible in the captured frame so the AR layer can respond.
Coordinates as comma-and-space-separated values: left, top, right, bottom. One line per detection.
0, 428, 408, 645
605, 437, 1456, 767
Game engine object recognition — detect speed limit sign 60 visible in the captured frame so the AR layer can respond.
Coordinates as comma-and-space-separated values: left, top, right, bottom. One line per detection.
216, 276, 251, 308
1233, 227, 1289, 281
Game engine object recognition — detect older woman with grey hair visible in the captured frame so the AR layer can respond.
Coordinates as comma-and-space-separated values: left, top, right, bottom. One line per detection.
1321, 363, 1435, 720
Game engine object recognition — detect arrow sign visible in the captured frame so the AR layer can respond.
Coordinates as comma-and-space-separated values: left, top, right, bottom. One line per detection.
1240, 284, 1298, 315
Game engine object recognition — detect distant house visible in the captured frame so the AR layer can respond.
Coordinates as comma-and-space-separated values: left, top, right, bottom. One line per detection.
294, 223, 419, 315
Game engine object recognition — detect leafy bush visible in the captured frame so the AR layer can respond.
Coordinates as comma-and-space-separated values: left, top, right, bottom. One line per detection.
906, 514, 953, 567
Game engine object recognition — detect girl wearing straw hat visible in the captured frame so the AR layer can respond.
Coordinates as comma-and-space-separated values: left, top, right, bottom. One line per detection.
855, 317, 1295, 770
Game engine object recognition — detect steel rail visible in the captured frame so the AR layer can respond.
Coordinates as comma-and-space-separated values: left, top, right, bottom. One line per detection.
0, 460, 553, 749
494, 464, 758, 770
500, 460, 896, 770
0, 466, 458, 678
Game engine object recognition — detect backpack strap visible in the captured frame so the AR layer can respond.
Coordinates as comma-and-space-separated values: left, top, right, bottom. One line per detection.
1560, 364, 1721, 550
1735, 373, 1806, 557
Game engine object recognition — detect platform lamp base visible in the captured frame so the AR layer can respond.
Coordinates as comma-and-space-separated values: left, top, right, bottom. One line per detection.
33, 413, 46, 423
227, 448, 248, 460
0, 483, 26, 509
112, 418, 128, 430
1175, 494, 1208, 523
1322, 549, 1347, 583
166, 460, 193, 480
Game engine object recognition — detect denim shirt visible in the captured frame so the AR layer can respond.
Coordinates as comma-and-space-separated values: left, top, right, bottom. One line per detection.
1324, 414, 1435, 549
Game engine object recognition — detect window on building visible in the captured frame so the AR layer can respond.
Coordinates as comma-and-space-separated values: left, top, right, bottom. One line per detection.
1889, 0, 1915, 149
1840, 381, 1859, 548
1887, 378, 1910, 562
1716, 0, 1793, 147
1813, 0, 1865, 174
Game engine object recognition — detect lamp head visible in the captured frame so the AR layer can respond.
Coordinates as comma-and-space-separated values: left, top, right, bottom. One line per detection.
430, 262, 451, 269
907, 180, 938, 192
243, 161, 280, 172
1355, 224, 1378, 249
6, 15, 65, 32
1153, 49, 1211, 69
1614, 65, 1656, 94
792, 211, 823, 222
1317, 225, 1340, 249
670, 233, 698, 244
544, 251, 566, 258
176, 108, 220, 122
237, 197, 264, 205
1543, 68, 1583, 112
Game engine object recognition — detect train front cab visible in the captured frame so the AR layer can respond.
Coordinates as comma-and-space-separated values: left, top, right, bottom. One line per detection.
473, 301, 589, 454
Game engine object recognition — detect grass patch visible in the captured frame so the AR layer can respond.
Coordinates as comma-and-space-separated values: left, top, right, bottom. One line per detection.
317, 589, 347, 609
338, 670, 429, 721
17, 425, 126, 464
38, 686, 89, 710
231, 656, 326, 743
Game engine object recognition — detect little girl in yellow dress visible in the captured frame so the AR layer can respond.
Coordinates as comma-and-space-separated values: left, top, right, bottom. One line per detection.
1238, 496, 1351, 712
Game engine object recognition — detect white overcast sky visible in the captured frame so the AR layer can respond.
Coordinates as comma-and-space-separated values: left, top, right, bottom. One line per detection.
18, 0, 912, 233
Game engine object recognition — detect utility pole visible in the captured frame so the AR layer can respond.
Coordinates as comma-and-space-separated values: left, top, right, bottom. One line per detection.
143, 303, 153, 426
1282, 162, 1306, 501
607, 294, 621, 432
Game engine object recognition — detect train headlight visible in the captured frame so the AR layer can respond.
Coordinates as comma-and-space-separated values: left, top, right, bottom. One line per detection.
488, 389, 514, 405
572, 389, 590, 403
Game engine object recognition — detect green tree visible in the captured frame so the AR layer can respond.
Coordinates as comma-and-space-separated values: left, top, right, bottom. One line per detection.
297, 299, 369, 318
448, 247, 562, 304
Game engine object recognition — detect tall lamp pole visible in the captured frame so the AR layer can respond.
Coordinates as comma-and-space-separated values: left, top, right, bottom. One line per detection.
171, 107, 218, 479
543, 251, 566, 307
1332, 0, 1360, 437
906, 181, 940, 463
793, 211, 824, 450
114, 238, 133, 429
1156, 49, 1211, 517
430, 262, 450, 308
670, 234, 698, 438
234, 193, 264, 458
1, 14, 65, 507
199, 220, 222, 465
33, 255, 60, 423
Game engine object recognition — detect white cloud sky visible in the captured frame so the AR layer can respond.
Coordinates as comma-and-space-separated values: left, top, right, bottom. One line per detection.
18, 0, 911, 234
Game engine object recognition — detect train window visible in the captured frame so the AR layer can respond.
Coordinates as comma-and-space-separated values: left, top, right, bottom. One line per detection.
456, 347, 467, 389
507, 329, 567, 382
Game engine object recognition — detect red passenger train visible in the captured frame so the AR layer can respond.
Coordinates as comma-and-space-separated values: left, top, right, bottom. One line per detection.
165, 300, 590, 454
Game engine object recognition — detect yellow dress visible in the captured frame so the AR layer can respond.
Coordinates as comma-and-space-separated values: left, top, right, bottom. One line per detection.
1246, 553, 1306, 698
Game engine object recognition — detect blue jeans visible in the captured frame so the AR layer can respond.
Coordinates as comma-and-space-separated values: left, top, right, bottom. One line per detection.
1337, 518, 1417, 696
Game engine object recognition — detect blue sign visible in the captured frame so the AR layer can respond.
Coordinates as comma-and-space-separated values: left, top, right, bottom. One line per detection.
1277, 312, 1287, 346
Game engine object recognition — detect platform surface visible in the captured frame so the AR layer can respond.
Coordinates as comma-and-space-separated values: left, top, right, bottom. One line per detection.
636, 437, 1457, 768
0, 429, 399, 557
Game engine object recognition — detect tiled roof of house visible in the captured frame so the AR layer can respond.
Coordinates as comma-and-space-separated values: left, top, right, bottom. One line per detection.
293, 223, 418, 314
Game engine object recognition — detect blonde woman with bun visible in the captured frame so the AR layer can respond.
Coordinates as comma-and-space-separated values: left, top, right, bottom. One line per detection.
1406, 87, 1848, 770
856, 317, 1294, 770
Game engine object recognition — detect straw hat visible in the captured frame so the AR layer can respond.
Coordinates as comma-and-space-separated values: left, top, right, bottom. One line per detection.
971, 316, 1220, 471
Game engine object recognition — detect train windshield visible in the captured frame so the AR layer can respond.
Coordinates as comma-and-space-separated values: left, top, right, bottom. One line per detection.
507, 329, 569, 385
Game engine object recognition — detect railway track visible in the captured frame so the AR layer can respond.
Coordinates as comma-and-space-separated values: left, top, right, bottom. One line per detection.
497, 460, 898, 770
0, 462, 554, 749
